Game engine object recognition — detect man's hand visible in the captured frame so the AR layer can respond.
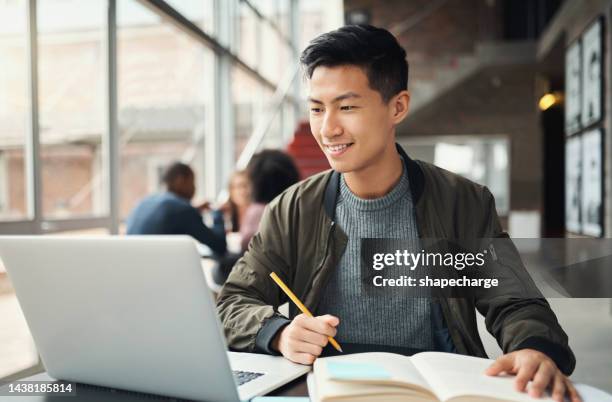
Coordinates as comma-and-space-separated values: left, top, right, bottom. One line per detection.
194, 200, 211, 212
271, 314, 339, 365
485, 349, 580, 402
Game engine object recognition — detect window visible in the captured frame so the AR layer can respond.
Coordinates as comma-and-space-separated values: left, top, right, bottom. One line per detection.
399, 136, 510, 215
117, 0, 216, 219
0, 0, 29, 221
37, 0, 107, 219
165, 0, 215, 36
236, 2, 259, 70
232, 66, 269, 161
260, 22, 291, 84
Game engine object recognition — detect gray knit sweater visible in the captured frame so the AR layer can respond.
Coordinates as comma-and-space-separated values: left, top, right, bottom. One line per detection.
316, 163, 434, 350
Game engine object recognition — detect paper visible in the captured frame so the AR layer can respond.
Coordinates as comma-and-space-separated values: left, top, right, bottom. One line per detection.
574, 383, 612, 402
326, 361, 391, 380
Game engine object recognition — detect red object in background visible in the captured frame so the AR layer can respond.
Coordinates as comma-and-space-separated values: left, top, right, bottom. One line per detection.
286, 121, 330, 179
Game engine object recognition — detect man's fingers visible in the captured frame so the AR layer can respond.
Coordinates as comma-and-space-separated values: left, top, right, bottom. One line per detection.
565, 378, 582, 402
298, 328, 329, 347
318, 314, 340, 327
289, 352, 317, 365
292, 339, 323, 357
514, 360, 539, 392
300, 316, 337, 337
551, 374, 566, 402
485, 354, 514, 376
529, 362, 556, 398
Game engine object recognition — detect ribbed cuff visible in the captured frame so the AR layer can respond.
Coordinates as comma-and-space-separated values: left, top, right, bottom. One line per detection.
515, 337, 576, 375
255, 315, 291, 355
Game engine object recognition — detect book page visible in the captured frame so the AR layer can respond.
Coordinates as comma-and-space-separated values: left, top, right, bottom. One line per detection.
314, 352, 437, 401
411, 352, 555, 402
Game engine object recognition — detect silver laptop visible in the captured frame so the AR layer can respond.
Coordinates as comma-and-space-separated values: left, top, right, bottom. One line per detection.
0, 236, 309, 401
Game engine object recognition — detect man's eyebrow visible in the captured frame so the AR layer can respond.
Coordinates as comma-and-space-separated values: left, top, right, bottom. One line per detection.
332, 92, 361, 102
307, 92, 362, 104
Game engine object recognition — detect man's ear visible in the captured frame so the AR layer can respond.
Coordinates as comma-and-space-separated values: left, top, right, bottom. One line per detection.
390, 90, 410, 124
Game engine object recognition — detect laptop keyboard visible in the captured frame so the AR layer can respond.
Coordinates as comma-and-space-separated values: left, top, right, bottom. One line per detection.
232, 370, 264, 386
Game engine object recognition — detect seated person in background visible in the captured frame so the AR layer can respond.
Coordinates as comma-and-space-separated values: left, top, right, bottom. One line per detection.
221, 170, 252, 233
126, 162, 227, 256
240, 150, 300, 251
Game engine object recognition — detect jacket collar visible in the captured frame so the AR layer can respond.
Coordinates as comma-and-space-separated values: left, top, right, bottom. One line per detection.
323, 143, 424, 220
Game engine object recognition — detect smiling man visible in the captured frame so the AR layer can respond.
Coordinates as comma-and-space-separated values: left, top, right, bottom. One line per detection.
217, 25, 579, 402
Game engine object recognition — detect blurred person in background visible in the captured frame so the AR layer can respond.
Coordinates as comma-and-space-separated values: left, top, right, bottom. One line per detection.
126, 162, 227, 256
221, 170, 252, 233
240, 150, 300, 251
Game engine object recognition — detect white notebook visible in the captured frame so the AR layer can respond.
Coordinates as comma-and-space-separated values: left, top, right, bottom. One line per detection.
306, 351, 611, 402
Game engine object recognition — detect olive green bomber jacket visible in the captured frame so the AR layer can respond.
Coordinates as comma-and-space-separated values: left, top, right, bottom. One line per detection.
217, 144, 576, 375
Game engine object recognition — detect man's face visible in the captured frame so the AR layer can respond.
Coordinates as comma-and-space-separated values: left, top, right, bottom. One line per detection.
308, 65, 406, 174
172, 173, 196, 200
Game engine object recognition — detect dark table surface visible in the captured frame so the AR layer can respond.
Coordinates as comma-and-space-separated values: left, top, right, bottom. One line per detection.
0, 344, 422, 401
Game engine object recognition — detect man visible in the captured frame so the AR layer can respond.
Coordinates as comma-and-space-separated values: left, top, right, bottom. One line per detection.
217, 25, 579, 402
126, 162, 226, 255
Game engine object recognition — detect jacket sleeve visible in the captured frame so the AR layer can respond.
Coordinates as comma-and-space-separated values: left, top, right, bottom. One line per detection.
179, 207, 227, 256
474, 187, 576, 375
216, 196, 292, 353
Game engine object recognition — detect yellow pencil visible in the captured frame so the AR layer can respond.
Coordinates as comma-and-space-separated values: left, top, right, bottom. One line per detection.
269, 272, 343, 353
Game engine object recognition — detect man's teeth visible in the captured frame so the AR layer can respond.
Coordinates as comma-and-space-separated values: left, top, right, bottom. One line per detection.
328, 144, 349, 152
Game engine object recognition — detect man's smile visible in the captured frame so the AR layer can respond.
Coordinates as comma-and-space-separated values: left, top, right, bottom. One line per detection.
324, 143, 354, 156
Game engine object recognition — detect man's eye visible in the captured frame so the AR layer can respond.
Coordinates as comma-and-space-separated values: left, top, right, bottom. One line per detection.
310, 107, 322, 113
340, 105, 357, 111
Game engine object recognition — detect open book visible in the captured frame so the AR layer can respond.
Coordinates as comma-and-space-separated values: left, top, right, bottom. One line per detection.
308, 351, 554, 402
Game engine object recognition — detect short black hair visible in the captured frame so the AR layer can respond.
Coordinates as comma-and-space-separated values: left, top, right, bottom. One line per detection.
300, 24, 408, 102
247, 150, 300, 204
162, 162, 193, 185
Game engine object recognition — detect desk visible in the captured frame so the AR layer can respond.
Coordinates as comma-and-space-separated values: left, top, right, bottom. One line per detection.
5, 371, 612, 402
0, 345, 420, 401
0, 372, 307, 400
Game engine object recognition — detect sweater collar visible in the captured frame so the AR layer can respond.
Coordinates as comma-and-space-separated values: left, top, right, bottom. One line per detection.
323, 143, 424, 221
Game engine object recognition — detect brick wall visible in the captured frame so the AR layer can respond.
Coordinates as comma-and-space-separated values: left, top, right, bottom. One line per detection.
344, 0, 541, 212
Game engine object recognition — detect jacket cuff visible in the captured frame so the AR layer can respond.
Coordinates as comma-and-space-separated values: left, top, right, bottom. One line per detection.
255, 315, 291, 355
514, 337, 576, 375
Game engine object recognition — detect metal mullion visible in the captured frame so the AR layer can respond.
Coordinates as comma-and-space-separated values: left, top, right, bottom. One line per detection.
289, 0, 301, 126
0, 221, 39, 234
255, 9, 262, 72
39, 217, 112, 234
106, 0, 120, 234
25, 0, 42, 234
212, 0, 234, 198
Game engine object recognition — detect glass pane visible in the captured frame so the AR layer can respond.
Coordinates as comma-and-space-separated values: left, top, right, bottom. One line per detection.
0, 1, 29, 221
118, 0, 216, 220
400, 137, 510, 215
260, 23, 290, 84
37, 0, 107, 219
251, 0, 289, 38
300, 0, 324, 51
232, 66, 270, 162
165, 0, 215, 36
283, 101, 296, 142
261, 104, 282, 149
276, 0, 291, 39
236, 2, 258, 69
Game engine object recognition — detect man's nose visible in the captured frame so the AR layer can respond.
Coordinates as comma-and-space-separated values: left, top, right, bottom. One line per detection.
320, 111, 342, 138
